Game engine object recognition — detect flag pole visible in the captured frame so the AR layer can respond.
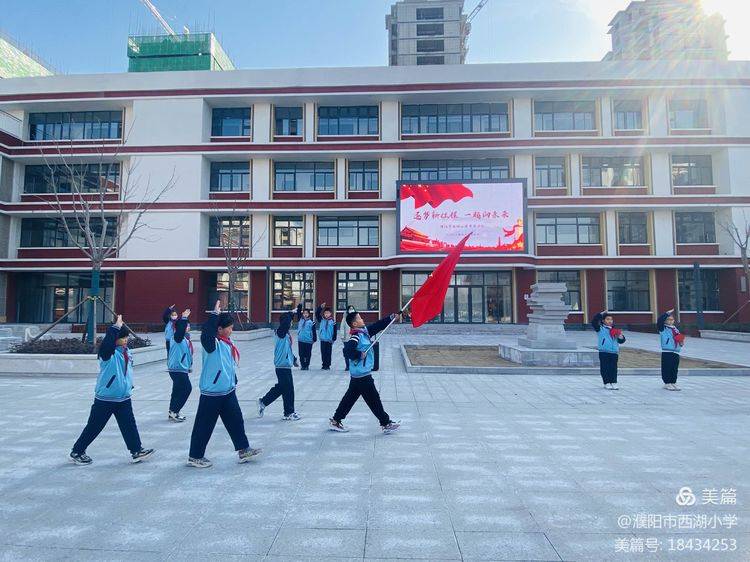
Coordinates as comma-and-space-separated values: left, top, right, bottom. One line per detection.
362, 297, 413, 355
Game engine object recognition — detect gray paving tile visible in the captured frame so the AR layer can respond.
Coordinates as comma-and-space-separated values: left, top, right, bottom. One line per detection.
455, 530, 561, 561
365, 528, 461, 560
268, 528, 366, 558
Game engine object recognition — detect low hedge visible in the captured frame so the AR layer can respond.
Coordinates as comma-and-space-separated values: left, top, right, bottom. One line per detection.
11, 335, 152, 355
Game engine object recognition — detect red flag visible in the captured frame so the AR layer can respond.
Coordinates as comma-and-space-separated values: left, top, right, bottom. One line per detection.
409, 233, 471, 327
400, 183, 474, 209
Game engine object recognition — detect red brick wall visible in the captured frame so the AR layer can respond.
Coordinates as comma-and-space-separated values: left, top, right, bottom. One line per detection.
586, 270, 606, 317
315, 270, 335, 308
655, 269, 678, 315
249, 270, 268, 324
381, 269, 400, 314
719, 268, 750, 322
515, 268, 535, 323
119, 270, 204, 324
5, 272, 16, 322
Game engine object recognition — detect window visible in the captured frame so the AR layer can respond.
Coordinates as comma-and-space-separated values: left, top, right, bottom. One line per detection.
582, 156, 644, 187
669, 99, 708, 129
613, 99, 643, 130
318, 106, 378, 136
537, 270, 581, 311
272, 271, 314, 311
210, 162, 250, 192
209, 216, 250, 247
535, 214, 601, 245
671, 155, 713, 186
607, 270, 651, 311
401, 158, 510, 181
416, 55, 444, 65
16, 272, 114, 323
534, 157, 566, 188
211, 108, 251, 137
337, 271, 379, 311
417, 39, 444, 53
534, 101, 596, 131
273, 216, 303, 246
274, 106, 303, 136
274, 162, 334, 191
416, 7, 443, 20
208, 272, 249, 312
401, 103, 509, 134
317, 216, 378, 247
618, 212, 649, 245
678, 269, 720, 311
348, 160, 379, 191
675, 212, 716, 244
20, 217, 116, 248
28, 111, 122, 141
417, 23, 443, 36
24, 163, 120, 194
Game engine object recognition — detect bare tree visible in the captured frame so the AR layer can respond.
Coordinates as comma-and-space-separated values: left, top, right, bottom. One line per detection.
719, 210, 750, 322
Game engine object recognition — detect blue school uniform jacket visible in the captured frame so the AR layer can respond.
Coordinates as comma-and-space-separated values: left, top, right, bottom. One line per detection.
315, 305, 338, 343
199, 313, 238, 396
167, 318, 193, 373
162, 306, 176, 342
297, 317, 316, 344
657, 312, 683, 353
94, 325, 133, 402
274, 309, 296, 368
591, 312, 625, 354
344, 315, 393, 378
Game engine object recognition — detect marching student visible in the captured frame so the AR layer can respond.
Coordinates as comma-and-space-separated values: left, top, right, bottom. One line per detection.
591, 310, 626, 390
258, 304, 301, 421
187, 300, 261, 468
167, 308, 194, 422
329, 310, 401, 434
657, 309, 684, 391
70, 315, 154, 465
316, 302, 338, 370
296, 304, 316, 370
162, 304, 178, 357
340, 305, 355, 371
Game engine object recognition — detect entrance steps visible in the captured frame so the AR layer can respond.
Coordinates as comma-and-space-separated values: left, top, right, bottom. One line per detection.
386, 323, 527, 335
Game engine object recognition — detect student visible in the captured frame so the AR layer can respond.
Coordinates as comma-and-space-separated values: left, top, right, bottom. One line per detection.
167, 308, 193, 422
340, 305, 355, 371
591, 310, 626, 390
187, 300, 261, 468
70, 315, 154, 465
329, 310, 401, 434
316, 301, 338, 370
258, 304, 301, 421
658, 309, 684, 391
296, 304, 316, 371
162, 304, 178, 357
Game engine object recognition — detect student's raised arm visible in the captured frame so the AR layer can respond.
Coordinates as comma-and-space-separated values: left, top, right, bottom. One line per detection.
367, 313, 400, 338
201, 301, 221, 353
162, 304, 175, 325
591, 311, 604, 332
174, 309, 190, 343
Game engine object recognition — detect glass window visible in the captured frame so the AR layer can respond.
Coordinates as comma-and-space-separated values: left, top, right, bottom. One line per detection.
274, 106, 303, 136
318, 106, 378, 136
274, 161, 335, 191
535, 214, 601, 245
401, 103, 509, 134
669, 99, 708, 129
20, 217, 116, 248
678, 269, 720, 311
317, 216, 379, 247
210, 162, 250, 192
348, 160, 379, 191
416, 39, 444, 52
207, 272, 249, 312
416, 55, 444, 65
534, 101, 596, 131
537, 270, 581, 311
337, 271, 379, 311
23, 163, 120, 194
401, 158, 510, 181
16, 272, 114, 323
211, 108, 251, 137
416, 7, 443, 19
582, 156, 644, 187
273, 216, 303, 247
28, 111, 123, 141
671, 155, 713, 186
618, 212, 649, 244
675, 212, 716, 244
607, 270, 651, 311
613, 99, 643, 130
209, 216, 250, 247
534, 157, 566, 188
416, 23, 443, 36
272, 271, 314, 311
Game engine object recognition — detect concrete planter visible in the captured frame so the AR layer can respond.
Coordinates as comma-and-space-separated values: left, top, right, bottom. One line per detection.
0, 345, 164, 377
221, 328, 274, 342
700, 330, 750, 343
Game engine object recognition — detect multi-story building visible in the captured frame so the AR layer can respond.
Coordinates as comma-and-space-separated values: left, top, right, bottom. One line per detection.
604, 0, 728, 61
127, 32, 235, 73
386, 0, 468, 66
0, 60, 748, 326
0, 32, 53, 79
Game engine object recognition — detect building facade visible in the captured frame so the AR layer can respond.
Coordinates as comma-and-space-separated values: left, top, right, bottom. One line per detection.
0, 60, 748, 326
0, 33, 53, 79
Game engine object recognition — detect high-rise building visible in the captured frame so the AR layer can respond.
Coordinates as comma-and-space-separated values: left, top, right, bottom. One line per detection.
604, 0, 728, 61
386, 0, 468, 66
127, 32, 235, 72
0, 33, 53, 79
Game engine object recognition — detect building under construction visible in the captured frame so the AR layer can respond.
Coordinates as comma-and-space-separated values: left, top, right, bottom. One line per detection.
127, 32, 235, 72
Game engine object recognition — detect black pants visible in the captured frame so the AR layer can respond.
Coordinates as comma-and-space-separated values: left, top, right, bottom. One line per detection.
168, 371, 192, 413
165, 340, 170, 358
372, 342, 380, 372
189, 391, 249, 459
599, 352, 619, 384
333, 375, 390, 426
298, 342, 313, 369
261, 368, 295, 416
320, 341, 333, 368
661, 352, 680, 384
343, 347, 349, 370
72, 399, 142, 455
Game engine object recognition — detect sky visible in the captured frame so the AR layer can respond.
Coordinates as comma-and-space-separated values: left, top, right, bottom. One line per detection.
2, 0, 748, 74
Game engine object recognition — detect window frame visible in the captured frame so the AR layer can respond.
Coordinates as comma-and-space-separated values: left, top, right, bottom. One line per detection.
671, 154, 714, 187
533, 156, 567, 189
272, 271, 314, 311
272, 216, 304, 247
677, 269, 721, 312
274, 106, 303, 137
606, 270, 651, 312
317, 105, 379, 137
336, 271, 379, 312
535, 213, 602, 246
28, 110, 123, 141
536, 270, 582, 311
674, 212, 717, 244
612, 99, 644, 131
273, 161, 335, 192
20, 217, 117, 248
316, 216, 379, 248
209, 161, 251, 192
208, 272, 250, 313
347, 160, 380, 192
617, 212, 650, 245
668, 98, 709, 130
533, 100, 597, 132
401, 158, 511, 182
208, 216, 251, 248
23, 163, 121, 194
581, 156, 645, 188
401, 103, 510, 135
211, 107, 252, 137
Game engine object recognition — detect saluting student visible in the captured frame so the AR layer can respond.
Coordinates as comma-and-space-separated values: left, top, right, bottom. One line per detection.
591, 310, 626, 390
258, 304, 301, 421
70, 315, 154, 465
187, 300, 261, 468
167, 308, 194, 422
329, 310, 401, 434
162, 304, 178, 356
340, 305, 355, 371
316, 302, 338, 370
658, 309, 684, 391
296, 304, 316, 370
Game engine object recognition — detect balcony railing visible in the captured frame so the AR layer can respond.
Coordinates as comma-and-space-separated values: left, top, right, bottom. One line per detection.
0, 110, 22, 138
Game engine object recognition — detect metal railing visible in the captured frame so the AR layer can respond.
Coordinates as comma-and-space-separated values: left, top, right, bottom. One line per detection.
0, 109, 22, 138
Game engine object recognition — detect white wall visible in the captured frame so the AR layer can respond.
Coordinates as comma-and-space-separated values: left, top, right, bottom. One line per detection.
126, 155, 203, 202
127, 98, 204, 145
118, 211, 202, 260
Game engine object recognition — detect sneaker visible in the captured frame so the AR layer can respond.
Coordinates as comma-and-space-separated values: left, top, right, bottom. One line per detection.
669, 384, 681, 391
69, 451, 92, 465
381, 420, 401, 435
131, 448, 155, 463
168, 410, 186, 422
282, 412, 302, 421
663, 384, 671, 390
610, 383, 619, 390
257, 398, 266, 418
603, 383, 609, 389
329, 418, 349, 432
187, 457, 212, 468
238, 448, 262, 463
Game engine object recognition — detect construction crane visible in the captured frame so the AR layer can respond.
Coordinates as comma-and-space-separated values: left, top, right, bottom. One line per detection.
138, 0, 177, 36
466, 0, 489, 23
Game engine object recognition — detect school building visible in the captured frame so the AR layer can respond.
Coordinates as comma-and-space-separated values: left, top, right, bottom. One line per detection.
0, 60, 748, 326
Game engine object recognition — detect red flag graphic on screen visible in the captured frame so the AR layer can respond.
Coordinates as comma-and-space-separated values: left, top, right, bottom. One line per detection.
409, 233, 471, 327
400, 183, 474, 209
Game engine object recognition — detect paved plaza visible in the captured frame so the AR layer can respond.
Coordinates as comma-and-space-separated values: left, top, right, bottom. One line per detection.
0, 330, 749, 561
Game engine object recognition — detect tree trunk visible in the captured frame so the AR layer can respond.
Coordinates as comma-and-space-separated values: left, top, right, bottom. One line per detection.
87, 265, 101, 344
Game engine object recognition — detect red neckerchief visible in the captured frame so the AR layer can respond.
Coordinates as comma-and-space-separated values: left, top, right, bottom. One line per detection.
668, 325, 680, 336
217, 335, 240, 365
170, 319, 177, 332
120, 345, 130, 373
186, 332, 194, 355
